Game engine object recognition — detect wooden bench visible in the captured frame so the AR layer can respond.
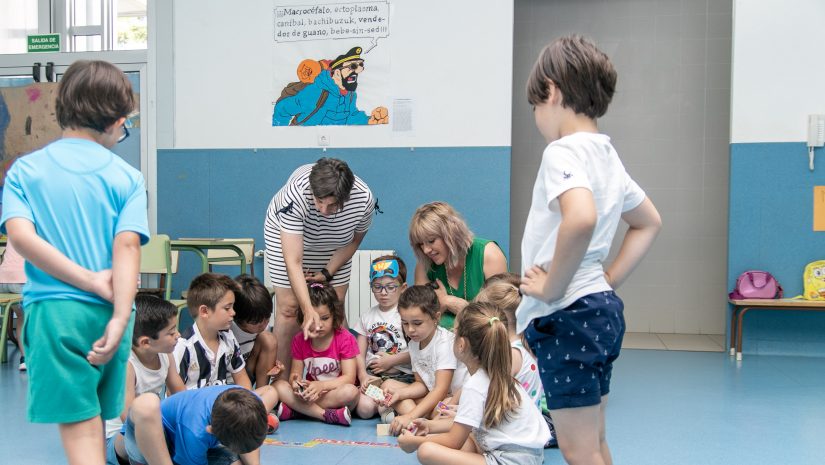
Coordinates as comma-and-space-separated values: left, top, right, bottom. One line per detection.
729, 298, 825, 360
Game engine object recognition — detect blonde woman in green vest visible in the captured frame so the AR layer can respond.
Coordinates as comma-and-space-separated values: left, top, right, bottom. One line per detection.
408, 202, 508, 329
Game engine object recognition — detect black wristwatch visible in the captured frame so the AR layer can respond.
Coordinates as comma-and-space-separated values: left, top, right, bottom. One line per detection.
320, 268, 333, 282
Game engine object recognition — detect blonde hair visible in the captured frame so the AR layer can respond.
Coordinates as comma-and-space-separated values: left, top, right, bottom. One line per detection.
455, 302, 519, 428
408, 201, 473, 270
475, 281, 520, 333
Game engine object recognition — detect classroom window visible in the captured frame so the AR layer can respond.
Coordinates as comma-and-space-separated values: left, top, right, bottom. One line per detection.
0, 0, 146, 54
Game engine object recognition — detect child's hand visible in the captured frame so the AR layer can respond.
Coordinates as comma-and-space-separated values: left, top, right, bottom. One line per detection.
382, 385, 402, 407
368, 352, 392, 374
87, 316, 129, 365
435, 403, 457, 419
302, 381, 323, 402
396, 430, 419, 453
267, 360, 285, 378
89, 269, 114, 303
290, 374, 305, 393
521, 265, 551, 301
409, 418, 429, 436
391, 413, 412, 436
360, 375, 381, 394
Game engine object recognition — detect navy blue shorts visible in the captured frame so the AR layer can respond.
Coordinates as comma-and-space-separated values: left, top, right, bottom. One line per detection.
524, 291, 625, 410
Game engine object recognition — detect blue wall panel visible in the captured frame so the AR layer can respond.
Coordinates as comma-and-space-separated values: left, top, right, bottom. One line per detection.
728, 143, 825, 356
158, 146, 510, 296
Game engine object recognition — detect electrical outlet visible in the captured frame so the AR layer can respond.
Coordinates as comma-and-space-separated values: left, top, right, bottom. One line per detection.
318, 134, 330, 146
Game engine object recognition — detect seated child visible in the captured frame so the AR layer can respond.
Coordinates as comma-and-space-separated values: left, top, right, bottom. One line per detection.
0, 239, 26, 370
124, 384, 277, 465
231, 274, 281, 387
174, 273, 252, 390
476, 279, 543, 407
106, 295, 185, 465
479, 273, 557, 447
382, 285, 469, 435
353, 256, 413, 419
274, 283, 360, 426
397, 302, 550, 465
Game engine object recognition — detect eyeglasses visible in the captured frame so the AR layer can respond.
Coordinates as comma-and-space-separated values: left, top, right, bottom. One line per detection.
371, 283, 400, 294
343, 61, 364, 71
117, 118, 133, 144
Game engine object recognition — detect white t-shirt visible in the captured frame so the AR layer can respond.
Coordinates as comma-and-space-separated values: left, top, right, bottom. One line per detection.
512, 340, 543, 408
105, 350, 169, 438
173, 324, 246, 390
454, 369, 550, 451
230, 321, 273, 360
408, 326, 468, 394
517, 132, 646, 333
353, 304, 412, 374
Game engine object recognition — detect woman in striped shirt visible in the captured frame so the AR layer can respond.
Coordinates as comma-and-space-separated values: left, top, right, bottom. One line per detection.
264, 158, 375, 378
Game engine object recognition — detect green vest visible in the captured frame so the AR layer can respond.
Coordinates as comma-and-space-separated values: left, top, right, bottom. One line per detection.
427, 237, 500, 329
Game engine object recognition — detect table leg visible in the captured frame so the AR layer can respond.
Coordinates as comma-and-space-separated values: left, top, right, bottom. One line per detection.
735, 306, 755, 361
729, 305, 738, 356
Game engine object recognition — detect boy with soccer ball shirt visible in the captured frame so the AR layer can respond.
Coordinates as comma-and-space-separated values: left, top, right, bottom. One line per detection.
352, 256, 413, 419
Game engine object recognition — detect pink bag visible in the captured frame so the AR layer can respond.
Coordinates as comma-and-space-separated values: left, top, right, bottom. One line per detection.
729, 270, 783, 300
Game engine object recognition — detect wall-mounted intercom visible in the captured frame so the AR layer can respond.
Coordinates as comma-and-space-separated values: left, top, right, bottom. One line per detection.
807, 114, 825, 171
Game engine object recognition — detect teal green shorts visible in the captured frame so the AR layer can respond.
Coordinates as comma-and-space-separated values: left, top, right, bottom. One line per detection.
23, 299, 134, 424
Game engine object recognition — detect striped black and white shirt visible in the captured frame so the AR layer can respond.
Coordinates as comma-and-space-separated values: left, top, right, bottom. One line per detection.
264, 163, 375, 287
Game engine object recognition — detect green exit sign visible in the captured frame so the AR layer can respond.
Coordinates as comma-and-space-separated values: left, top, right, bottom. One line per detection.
27, 34, 60, 53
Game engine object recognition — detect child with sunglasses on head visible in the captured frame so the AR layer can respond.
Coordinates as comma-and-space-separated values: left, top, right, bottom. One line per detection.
353, 256, 413, 419
397, 302, 550, 465
273, 283, 360, 426
382, 285, 468, 435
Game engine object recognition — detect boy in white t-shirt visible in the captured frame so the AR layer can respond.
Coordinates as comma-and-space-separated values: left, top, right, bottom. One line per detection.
174, 273, 252, 390
353, 256, 413, 419
231, 274, 282, 387
106, 295, 185, 465
518, 35, 661, 465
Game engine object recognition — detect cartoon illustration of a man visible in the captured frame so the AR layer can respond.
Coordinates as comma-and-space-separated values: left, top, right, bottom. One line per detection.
272, 46, 389, 126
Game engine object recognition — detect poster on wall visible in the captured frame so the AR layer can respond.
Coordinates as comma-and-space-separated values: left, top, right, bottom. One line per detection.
271, 1, 391, 127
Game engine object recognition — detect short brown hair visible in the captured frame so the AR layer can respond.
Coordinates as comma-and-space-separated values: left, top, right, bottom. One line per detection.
210, 388, 268, 454
186, 273, 240, 319
398, 285, 440, 320
526, 35, 616, 119
309, 158, 354, 206
409, 201, 473, 270
233, 274, 273, 325
56, 60, 135, 132
297, 283, 345, 330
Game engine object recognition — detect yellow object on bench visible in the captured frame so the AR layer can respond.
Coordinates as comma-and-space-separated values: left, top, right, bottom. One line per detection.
729, 298, 825, 360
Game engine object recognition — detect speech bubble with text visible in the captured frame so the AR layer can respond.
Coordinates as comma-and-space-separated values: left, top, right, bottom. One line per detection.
274, 2, 390, 53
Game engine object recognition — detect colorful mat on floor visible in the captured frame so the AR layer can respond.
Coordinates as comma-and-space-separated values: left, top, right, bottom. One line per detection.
264, 437, 398, 448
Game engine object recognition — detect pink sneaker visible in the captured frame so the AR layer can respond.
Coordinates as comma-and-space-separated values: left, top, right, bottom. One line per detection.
276, 403, 296, 421
323, 406, 352, 426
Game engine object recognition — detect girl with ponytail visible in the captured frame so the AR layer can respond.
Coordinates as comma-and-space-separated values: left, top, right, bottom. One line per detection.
397, 302, 549, 465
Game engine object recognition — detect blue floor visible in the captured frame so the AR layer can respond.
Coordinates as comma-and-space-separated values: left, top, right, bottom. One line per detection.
2, 347, 824, 465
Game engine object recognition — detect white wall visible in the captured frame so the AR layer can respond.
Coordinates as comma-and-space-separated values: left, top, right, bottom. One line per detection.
172, 0, 513, 149
731, 0, 825, 143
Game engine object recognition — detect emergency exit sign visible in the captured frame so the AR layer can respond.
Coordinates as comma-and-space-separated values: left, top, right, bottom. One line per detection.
27, 34, 60, 52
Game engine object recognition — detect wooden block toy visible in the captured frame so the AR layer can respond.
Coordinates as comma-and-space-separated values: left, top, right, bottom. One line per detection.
376, 423, 392, 436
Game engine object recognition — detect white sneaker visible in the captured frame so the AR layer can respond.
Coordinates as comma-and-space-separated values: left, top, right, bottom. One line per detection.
18, 356, 26, 372
379, 408, 395, 424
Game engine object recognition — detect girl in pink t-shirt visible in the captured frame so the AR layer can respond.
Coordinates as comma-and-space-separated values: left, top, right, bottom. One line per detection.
274, 283, 360, 426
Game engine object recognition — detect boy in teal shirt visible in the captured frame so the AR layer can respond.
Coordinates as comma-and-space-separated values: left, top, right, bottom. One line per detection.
1, 60, 149, 465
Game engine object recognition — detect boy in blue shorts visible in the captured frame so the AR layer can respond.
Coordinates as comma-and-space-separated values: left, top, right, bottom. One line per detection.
1, 60, 148, 465
518, 35, 662, 465
124, 384, 277, 465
